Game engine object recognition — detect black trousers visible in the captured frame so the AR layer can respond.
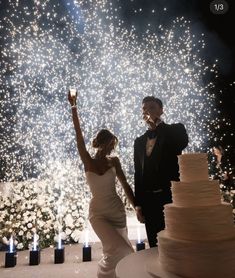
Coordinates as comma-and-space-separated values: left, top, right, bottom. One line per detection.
142, 190, 172, 248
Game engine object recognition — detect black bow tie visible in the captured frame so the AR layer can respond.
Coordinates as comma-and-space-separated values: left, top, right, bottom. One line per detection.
146, 129, 158, 139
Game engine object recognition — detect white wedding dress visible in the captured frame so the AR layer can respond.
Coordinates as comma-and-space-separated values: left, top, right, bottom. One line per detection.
86, 166, 134, 278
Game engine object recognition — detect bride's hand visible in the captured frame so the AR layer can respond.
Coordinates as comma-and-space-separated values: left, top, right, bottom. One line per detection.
68, 91, 77, 106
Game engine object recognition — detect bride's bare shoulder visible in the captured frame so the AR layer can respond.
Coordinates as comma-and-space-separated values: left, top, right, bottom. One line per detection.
109, 156, 121, 167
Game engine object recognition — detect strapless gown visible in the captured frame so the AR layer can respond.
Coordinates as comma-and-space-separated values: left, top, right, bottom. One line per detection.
86, 166, 134, 278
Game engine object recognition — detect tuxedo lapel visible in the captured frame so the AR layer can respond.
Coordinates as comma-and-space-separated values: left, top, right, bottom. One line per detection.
148, 123, 166, 171
137, 123, 167, 173
137, 135, 147, 172
151, 128, 165, 171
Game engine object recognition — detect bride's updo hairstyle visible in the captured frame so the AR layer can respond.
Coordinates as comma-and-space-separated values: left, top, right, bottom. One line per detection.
92, 129, 118, 149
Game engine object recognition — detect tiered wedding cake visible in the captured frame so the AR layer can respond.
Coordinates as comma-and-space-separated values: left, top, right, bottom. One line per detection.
158, 153, 235, 278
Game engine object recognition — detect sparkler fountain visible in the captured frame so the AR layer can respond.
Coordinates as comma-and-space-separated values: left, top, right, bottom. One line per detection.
0, 0, 229, 250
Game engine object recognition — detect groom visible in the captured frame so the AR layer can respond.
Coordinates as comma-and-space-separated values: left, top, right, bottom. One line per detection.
134, 96, 188, 247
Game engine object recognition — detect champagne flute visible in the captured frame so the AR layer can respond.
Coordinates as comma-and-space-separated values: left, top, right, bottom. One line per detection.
143, 114, 152, 122
69, 86, 77, 106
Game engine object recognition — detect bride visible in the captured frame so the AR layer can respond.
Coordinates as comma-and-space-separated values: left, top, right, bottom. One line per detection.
68, 92, 135, 277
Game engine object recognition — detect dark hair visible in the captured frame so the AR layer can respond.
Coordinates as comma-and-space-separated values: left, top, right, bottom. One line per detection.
213, 145, 224, 155
142, 96, 163, 109
92, 129, 118, 148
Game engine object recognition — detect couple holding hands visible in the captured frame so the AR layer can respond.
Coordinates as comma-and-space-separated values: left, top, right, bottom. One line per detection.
68, 93, 188, 278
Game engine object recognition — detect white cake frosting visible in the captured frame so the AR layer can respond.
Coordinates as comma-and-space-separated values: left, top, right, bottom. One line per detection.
164, 203, 235, 240
158, 153, 235, 278
171, 180, 221, 206
178, 153, 208, 182
158, 231, 235, 278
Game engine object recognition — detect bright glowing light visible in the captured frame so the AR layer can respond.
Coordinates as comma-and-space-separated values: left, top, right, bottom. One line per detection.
0, 0, 229, 198
84, 229, 89, 247
58, 233, 62, 249
137, 226, 141, 243
9, 236, 14, 253
33, 233, 38, 251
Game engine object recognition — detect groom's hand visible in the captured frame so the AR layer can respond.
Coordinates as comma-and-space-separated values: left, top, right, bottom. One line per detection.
143, 114, 158, 130
135, 206, 145, 223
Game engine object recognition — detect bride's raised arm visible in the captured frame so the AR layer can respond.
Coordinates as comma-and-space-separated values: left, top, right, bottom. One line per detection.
68, 92, 92, 169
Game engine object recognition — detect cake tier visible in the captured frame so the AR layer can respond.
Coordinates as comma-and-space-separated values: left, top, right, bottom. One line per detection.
158, 230, 235, 278
164, 203, 235, 240
171, 180, 221, 206
178, 153, 208, 182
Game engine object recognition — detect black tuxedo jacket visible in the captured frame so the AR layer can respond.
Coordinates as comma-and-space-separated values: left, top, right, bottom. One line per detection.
134, 122, 188, 206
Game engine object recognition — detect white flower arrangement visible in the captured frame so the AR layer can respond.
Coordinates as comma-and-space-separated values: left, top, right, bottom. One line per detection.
0, 177, 89, 250
0, 158, 134, 251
